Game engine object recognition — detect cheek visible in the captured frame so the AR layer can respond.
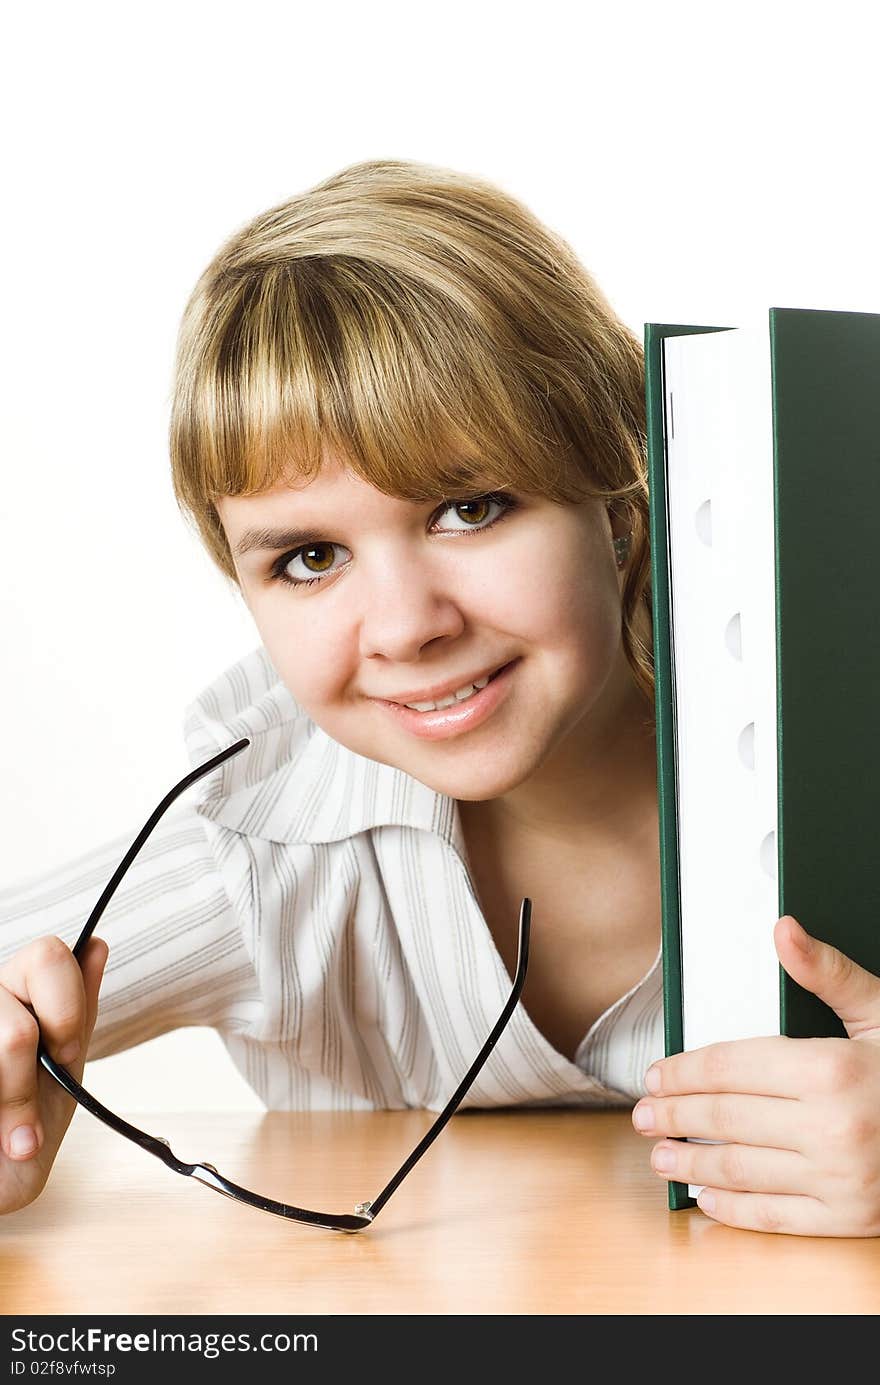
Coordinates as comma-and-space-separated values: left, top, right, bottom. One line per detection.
499, 544, 621, 657
246, 596, 353, 708
275, 649, 339, 708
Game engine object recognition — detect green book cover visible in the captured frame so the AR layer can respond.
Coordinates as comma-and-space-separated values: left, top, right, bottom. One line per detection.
645, 308, 880, 1211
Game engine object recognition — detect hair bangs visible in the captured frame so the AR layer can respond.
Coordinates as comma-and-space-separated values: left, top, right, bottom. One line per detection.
184, 253, 586, 509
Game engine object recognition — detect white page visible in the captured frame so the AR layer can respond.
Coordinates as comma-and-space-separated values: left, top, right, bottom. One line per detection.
662, 326, 780, 1197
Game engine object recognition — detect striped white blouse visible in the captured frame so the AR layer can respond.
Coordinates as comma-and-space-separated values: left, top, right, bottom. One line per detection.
0, 645, 664, 1111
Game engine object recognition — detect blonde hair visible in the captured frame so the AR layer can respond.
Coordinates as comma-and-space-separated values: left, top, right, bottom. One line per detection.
169, 159, 654, 705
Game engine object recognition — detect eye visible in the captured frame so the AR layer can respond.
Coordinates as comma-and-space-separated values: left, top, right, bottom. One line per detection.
271, 540, 353, 589
268, 491, 516, 591
433, 492, 513, 533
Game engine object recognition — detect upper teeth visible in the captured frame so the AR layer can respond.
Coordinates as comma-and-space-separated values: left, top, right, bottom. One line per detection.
404, 674, 491, 712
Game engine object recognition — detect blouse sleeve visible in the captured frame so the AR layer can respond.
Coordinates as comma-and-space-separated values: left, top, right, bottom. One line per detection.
0, 808, 261, 1060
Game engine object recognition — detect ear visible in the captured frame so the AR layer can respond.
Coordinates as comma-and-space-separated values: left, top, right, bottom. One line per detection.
607, 500, 633, 543
606, 503, 634, 583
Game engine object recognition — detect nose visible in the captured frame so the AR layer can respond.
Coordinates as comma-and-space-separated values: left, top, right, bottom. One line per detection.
358, 554, 466, 662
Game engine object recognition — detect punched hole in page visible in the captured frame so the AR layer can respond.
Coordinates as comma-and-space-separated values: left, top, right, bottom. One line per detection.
725, 611, 743, 660
695, 497, 713, 545
760, 831, 776, 880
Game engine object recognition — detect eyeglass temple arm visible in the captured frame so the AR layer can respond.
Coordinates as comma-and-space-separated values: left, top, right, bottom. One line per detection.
67, 737, 252, 962
36, 736, 253, 1158
39, 1047, 373, 1230
364, 896, 531, 1221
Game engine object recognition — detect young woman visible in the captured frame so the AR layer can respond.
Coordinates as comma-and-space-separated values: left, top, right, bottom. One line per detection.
2, 160, 879, 1234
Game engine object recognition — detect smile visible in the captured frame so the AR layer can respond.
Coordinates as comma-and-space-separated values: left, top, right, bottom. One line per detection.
375, 660, 519, 742
400, 674, 492, 712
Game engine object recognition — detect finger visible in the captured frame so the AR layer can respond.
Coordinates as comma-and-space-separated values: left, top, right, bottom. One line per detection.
644, 1034, 840, 1101
650, 1138, 814, 1197
774, 916, 880, 1040
693, 1187, 849, 1237
0, 986, 44, 1160
0, 936, 88, 1068
632, 1092, 802, 1152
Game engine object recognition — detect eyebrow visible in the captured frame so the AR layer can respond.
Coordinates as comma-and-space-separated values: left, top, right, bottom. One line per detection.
232, 526, 317, 559
231, 483, 495, 560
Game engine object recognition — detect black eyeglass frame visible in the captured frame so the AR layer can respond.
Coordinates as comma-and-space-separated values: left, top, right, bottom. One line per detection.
38, 738, 531, 1232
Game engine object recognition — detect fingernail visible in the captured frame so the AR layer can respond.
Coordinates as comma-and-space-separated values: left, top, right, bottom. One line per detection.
57, 1040, 81, 1066
652, 1144, 677, 1173
8, 1125, 39, 1158
697, 1189, 716, 1214
787, 918, 811, 955
633, 1104, 655, 1131
644, 1065, 662, 1095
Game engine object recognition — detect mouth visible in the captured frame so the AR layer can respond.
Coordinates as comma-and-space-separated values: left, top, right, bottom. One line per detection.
381, 661, 514, 712
375, 659, 519, 741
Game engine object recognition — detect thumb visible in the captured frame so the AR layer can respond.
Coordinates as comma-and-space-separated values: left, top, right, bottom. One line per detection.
774, 915, 880, 1040
80, 937, 110, 1046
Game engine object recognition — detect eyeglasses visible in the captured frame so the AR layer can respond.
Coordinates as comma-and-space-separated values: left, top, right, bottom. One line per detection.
38, 738, 531, 1232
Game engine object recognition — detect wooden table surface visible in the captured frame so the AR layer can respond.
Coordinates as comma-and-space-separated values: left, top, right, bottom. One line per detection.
2, 1108, 879, 1315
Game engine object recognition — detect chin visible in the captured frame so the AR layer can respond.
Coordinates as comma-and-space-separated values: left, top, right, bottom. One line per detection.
409, 754, 538, 803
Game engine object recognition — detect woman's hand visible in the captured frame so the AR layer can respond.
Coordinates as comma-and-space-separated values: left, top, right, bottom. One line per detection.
0, 935, 109, 1215
632, 916, 880, 1236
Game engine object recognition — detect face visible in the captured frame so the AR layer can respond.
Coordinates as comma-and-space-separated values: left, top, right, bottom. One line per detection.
216, 450, 637, 805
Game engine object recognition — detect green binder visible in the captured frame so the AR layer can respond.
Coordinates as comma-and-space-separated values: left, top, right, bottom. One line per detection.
645, 308, 880, 1211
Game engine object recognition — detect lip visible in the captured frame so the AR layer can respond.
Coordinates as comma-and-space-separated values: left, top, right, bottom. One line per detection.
375, 660, 513, 708
375, 659, 519, 741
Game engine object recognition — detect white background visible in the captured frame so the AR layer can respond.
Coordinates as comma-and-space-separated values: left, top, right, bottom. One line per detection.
2, 0, 878, 1112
